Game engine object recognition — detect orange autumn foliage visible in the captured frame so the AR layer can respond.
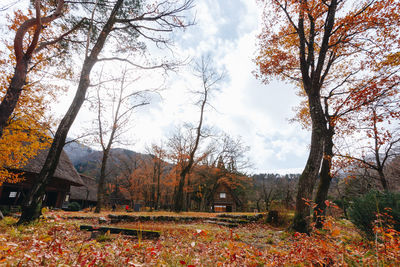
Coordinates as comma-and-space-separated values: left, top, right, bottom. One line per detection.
0, 5, 68, 185
256, 0, 400, 163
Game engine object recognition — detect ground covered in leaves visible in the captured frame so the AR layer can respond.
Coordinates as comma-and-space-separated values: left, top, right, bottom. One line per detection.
0, 210, 399, 266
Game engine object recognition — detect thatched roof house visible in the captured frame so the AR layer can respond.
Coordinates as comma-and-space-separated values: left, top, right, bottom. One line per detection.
211, 182, 242, 212
70, 174, 98, 207
0, 147, 84, 208
20, 148, 84, 186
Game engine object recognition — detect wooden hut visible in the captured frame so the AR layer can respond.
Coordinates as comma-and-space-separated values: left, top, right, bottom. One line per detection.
211, 182, 242, 212
0, 148, 84, 208
69, 174, 98, 208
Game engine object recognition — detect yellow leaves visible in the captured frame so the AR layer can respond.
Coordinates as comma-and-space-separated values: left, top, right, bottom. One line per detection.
0, 71, 52, 185
330, 228, 341, 238
0, 4, 67, 185
0, 117, 51, 185
380, 52, 400, 68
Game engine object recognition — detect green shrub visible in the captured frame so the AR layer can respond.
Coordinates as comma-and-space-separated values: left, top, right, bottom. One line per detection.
68, 202, 81, 211
348, 190, 400, 238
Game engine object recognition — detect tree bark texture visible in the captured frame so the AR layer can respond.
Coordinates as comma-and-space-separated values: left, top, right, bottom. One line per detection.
314, 127, 334, 228
174, 173, 186, 212
0, 59, 28, 138
372, 109, 389, 191
292, 0, 338, 233
292, 112, 325, 232
94, 148, 111, 213
18, 0, 124, 224
156, 161, 161, 210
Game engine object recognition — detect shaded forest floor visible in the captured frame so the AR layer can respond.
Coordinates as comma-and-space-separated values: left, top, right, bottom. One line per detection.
0, 210, 399, 266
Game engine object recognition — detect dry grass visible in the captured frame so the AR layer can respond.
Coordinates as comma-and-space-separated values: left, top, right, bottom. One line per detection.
61, 209, 262, 218
0, 210, 399, 266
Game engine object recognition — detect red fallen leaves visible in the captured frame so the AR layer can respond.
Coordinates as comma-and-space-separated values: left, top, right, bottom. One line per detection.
0, 211, 399, 266
179, 260, 195, 266
193, 229, 207, 237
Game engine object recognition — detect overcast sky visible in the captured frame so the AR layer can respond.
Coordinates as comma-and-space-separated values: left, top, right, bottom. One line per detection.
1, 0, 310, 174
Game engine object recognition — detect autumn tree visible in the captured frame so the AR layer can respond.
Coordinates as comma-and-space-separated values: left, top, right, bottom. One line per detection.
169, 56, 223, 212
336, 98, 400, 191
256, 0, 400, 232
0, 0, 80, 138
117, 154, 144, 208
252, 173, 298, 211
313, 55, 399, 227
145, 143, 167, 211
0, 1, 79, 182
0, 2, 76, 219
18, 0, 194, 223
86, 66, 150, 213
189, 134, 250, 211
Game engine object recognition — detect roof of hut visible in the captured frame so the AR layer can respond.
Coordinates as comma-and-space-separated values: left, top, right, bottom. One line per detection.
70, 174, 97, 202
216, 182, 243, 206
20, 148, 84, 186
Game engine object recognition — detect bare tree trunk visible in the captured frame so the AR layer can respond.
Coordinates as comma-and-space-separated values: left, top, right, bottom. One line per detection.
314, 127, 334, 228
94, 148, 111, 213
0, 58, 28, 137
292, 0, 338, 233
372, 110, 389, 191
377, 169, 388, 191
174, 173, 186, 212
256, 198, 262, 212
173, 57, 221, 212
151, 161, 156, 211
156, 161, 161, 210
293, 95, 325, 233
18, 0, 124, 224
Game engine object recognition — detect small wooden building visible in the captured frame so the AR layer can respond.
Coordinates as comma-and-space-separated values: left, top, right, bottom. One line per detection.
211, 182, 242, 212
69, 174, 98, 208
0, 148, 84, 208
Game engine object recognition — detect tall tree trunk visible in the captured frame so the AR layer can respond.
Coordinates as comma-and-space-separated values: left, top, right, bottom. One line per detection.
0, 58, 28, 138
377, 169, 388, 191
173, 56, 218, 212
372, 110, 389, 191
292, 0, 337, 233
94, 148, 110, 213
151, 161, 156, 211
174, 173, 186, 212
156, 161, 161, 210
256, 198, 261, 212
292, 94, 325, 233
18, 0, 123, 224
185, 176, 191, 211
314, 127, 334, 228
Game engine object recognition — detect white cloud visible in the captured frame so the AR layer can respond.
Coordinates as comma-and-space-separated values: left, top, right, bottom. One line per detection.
49, 0, 309, 174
